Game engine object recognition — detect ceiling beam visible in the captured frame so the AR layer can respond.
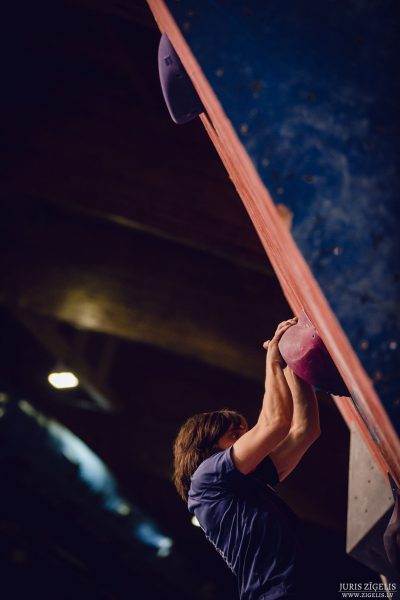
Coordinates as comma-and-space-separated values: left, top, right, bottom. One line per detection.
0, 199, 289, 380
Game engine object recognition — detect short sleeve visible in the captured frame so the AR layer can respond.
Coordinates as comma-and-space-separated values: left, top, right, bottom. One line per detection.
190, 448, 243, 493
188, 448, 245, 514
188, 450, 280, 513
251, 455, 280, 487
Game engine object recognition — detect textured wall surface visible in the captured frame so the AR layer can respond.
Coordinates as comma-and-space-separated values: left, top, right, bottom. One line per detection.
165, 0, 400, 434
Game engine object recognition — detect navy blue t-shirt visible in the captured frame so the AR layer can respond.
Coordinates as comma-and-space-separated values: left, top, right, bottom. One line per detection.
188, 448, 308, 600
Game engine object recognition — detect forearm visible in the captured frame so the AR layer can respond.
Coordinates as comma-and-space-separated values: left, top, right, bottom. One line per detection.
261, 362, 293, 429
269, 376, 320, 482
284, 370, 320, 437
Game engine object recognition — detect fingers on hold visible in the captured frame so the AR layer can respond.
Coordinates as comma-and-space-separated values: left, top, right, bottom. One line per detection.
277, 318, 296, 330
274, 325, 292, 341
272, 317, 298, 340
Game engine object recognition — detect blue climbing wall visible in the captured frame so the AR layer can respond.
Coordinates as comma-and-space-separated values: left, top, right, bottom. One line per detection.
165, 0, 400, 433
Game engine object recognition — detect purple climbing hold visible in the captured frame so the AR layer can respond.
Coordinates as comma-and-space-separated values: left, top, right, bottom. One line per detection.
278, 310, 348, 396
158, 33, 204, 124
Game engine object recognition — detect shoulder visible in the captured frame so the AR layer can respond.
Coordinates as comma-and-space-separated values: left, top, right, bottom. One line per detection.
190, 448, 244, 491
188, 449, 243, 513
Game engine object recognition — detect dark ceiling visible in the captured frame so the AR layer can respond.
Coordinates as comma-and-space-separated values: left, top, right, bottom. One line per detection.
0, 1, 380, 598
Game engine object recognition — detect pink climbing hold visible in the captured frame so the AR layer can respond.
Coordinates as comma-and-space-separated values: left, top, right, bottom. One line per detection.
278, 310, 348, 396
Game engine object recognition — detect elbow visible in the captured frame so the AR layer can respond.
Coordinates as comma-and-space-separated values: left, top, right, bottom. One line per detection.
258, 413, 292, 442
269, 416, 292, 440
310, 423, 321, 441
313, 427, 321, 443
297, 424, 321, 445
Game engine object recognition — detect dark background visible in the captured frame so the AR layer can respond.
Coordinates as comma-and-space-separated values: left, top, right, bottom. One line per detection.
0, 1, 380, 598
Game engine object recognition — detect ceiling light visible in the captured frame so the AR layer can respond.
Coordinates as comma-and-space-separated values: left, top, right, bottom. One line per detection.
48, 371, 79, 389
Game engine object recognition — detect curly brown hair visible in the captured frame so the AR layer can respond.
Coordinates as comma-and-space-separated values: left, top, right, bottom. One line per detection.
172, 409, 246, 502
